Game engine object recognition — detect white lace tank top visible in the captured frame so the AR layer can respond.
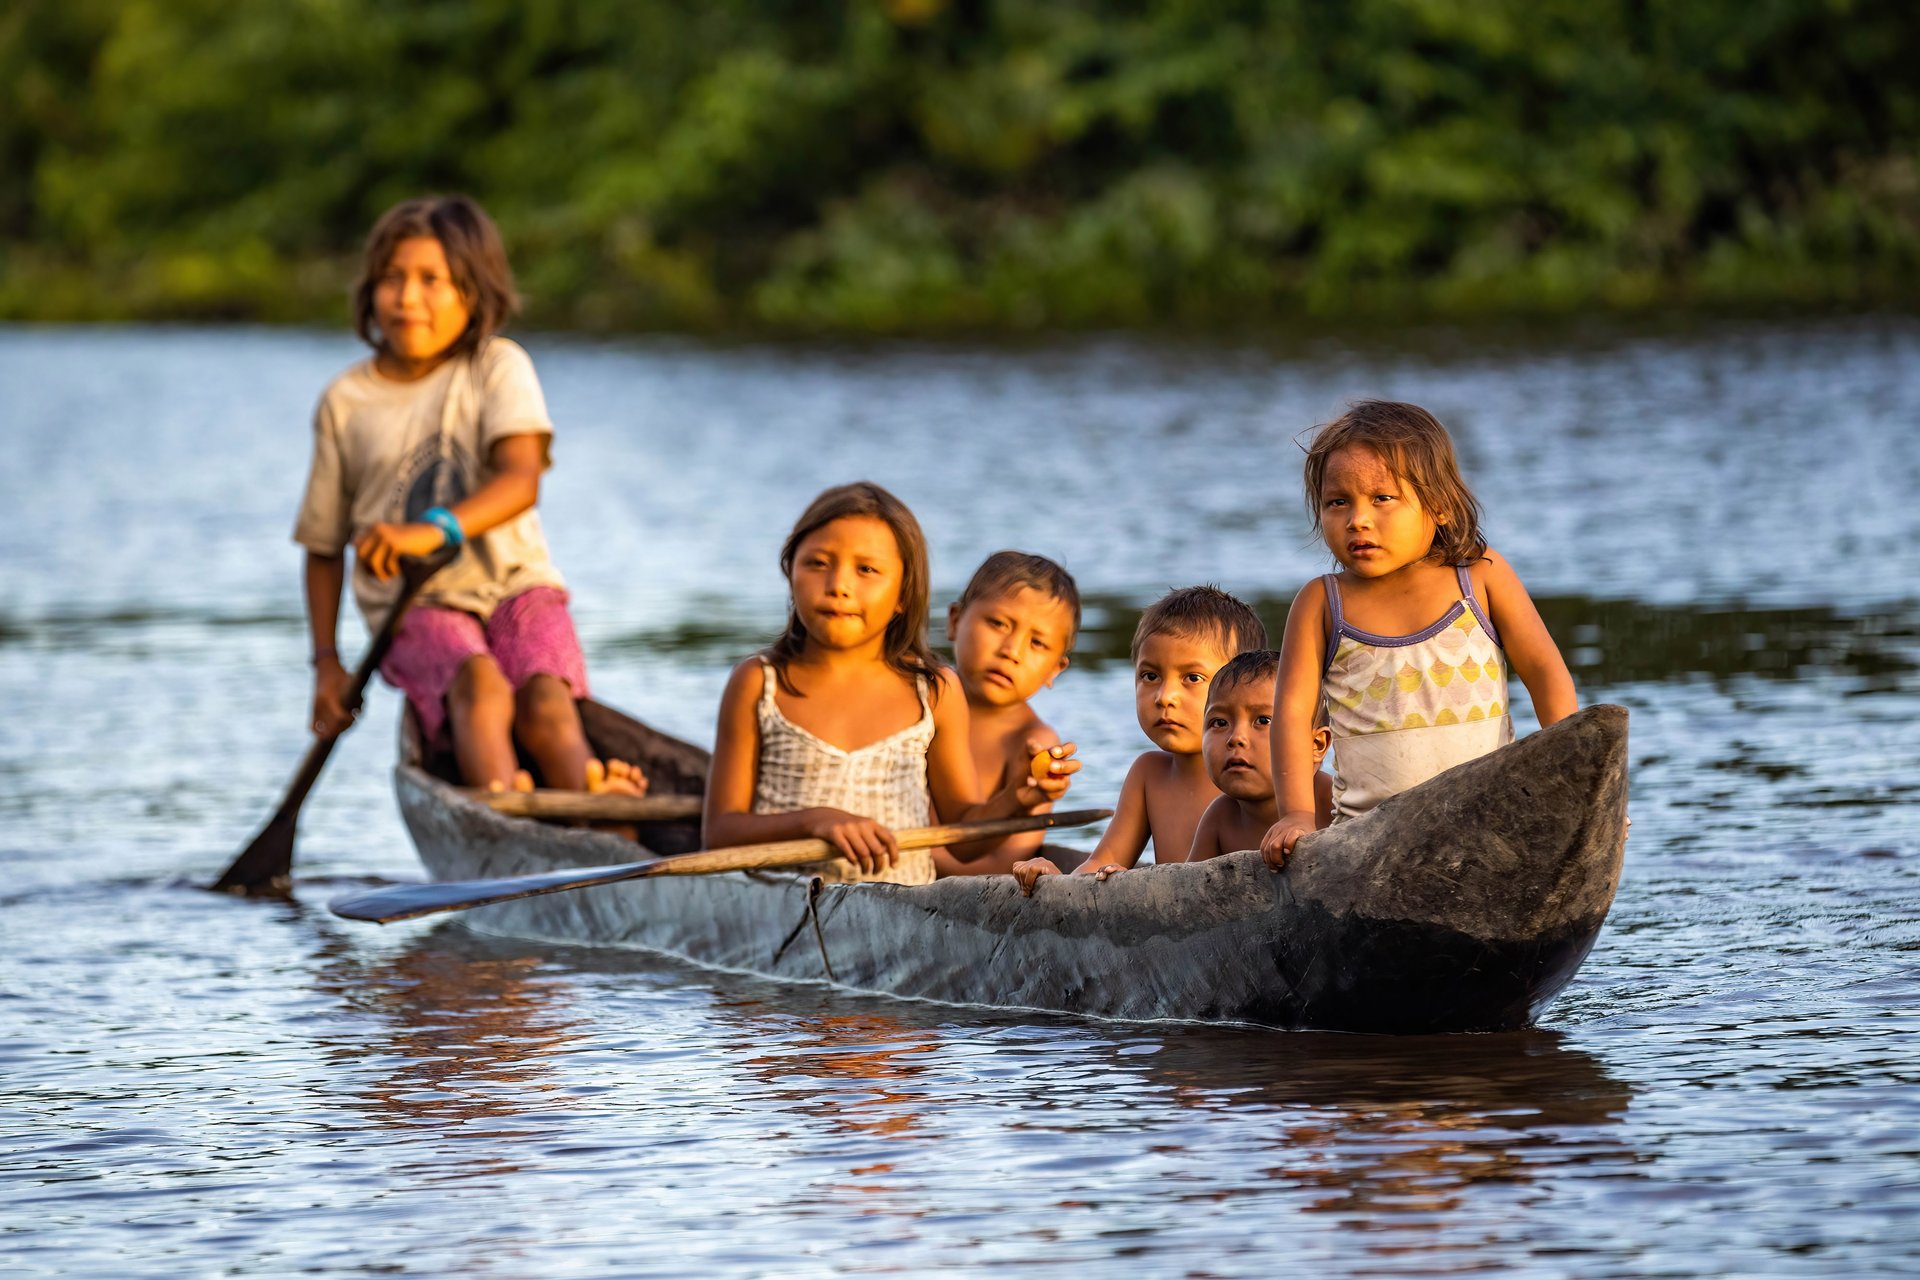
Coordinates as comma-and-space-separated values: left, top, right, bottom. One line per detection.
1322, 567, 1513, 821
752, 657, 937, 885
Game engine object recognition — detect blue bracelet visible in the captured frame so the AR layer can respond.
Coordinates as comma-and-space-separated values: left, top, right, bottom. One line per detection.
422, 506, 465, 548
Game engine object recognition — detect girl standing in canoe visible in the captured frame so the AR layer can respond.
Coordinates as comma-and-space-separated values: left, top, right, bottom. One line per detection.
703, 482, 1076, 883
293, 194, 640, 797
1263, 400, 1577, 865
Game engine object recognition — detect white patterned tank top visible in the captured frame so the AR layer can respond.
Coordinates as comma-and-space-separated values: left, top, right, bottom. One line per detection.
752, 657, 938, 885
1321, 567, 1513, 821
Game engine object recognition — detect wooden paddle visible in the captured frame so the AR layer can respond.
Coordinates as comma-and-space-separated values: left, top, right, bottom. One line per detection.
463, 789, 703, 822
211, 549, 455, 895
328, 807, 1114, 923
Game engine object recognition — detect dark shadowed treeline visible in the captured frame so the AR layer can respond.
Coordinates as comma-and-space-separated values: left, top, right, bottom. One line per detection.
3, 0, 1917, 333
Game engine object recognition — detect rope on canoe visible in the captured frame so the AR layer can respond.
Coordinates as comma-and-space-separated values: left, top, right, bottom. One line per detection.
805, 877, 836, 983
769, 876, 837, 983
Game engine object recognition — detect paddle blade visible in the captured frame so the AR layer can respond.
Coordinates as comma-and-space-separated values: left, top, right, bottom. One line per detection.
329, 856, 663, 924
211, 810, 297, 896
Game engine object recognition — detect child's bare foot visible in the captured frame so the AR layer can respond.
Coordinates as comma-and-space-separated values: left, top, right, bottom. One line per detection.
585, 757, 648, 796
486, 770, 537, 793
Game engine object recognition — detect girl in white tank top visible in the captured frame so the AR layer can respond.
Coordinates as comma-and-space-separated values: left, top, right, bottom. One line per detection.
703, 483, 1078, 885
1263, 402, 1580, 865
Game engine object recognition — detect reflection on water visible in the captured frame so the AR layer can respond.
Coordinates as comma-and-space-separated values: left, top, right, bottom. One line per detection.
310, 923, 586, 1140
4, 320, 1919, 1276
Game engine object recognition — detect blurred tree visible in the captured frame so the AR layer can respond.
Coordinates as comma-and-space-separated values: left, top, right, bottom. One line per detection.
1, 0, 1915, 330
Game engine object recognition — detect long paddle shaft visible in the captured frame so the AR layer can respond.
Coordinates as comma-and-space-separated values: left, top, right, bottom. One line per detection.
328, 807, 1115, 923
211, 550, 455, 894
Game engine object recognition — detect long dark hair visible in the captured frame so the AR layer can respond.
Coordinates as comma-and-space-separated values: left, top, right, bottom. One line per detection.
1302, 400, 1488, 567
352, 194, 520, 359
765, 482, 944, 697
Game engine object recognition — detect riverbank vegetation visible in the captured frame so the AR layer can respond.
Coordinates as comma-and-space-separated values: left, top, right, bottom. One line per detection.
4, 0, 1916, 333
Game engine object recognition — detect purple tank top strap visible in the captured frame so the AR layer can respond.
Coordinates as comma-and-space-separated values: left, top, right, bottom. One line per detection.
1321, 574, 1346, 631
1320, 574, 1346, 676
1454, 564, 1502, 648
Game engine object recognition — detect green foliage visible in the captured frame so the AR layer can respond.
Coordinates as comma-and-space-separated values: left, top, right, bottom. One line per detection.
2, 0, 1916, 331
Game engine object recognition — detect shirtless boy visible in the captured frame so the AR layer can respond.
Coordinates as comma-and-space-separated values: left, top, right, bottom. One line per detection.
936, 551, 1081, 877
1184, 649, 1333, 862
1013, 585, 1266, 893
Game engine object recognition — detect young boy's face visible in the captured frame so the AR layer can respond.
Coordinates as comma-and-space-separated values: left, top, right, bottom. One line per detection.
1133, 630, 1233, 754
947, 586, 1074, 709
1202, 679, 1276, 800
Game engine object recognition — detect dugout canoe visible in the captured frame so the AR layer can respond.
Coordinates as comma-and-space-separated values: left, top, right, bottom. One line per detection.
392, 702, 1629, 1033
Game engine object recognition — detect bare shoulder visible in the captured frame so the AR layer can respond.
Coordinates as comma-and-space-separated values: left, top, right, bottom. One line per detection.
1468, 548, 1534, 615
1185, 795, 1232, 863
1282, 576, 1331, 652
1288, 575, 1330, 627
1472, 547, 1521, 588
722, 655, 768, 705
931, 665, 966, 701
1115, 750, 1167, 803
930, 667, 970, 724
1128, 749, 1178, 785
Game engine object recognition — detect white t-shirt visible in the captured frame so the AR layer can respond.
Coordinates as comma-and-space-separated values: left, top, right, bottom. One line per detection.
293, 337, 567, 626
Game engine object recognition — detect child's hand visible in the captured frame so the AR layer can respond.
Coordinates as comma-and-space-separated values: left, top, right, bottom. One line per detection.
1259, 812, 1318, 870
311, 656, 354, 737
1015, 741, 1080, 808
805, 809, 899, 877
355, 521, 447, 581
1011, 857, 1059, 896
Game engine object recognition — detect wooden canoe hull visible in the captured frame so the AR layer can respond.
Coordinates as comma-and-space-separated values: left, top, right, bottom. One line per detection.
394, 703, 1628, 1032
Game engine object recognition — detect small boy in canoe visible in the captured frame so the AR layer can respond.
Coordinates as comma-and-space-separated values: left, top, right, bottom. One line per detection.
935, 551, 1081, 877
1184, 649, 1333, 863
1013, 585, 1266, 893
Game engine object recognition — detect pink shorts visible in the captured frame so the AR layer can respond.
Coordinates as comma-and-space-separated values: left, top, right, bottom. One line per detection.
380, 586, 589, 745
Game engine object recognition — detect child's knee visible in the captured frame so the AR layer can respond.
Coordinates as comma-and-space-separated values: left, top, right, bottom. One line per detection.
450, 655, 513, 717
514, 674, 580, 739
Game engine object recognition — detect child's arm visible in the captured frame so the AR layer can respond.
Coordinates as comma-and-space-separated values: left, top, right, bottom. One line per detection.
305, 551, 353, 737
1476, 551, 1578, 729
356, 435, 547, 580
1313, 770, 1335, 830
702, 659, 899, 876
1012, 759, 1149, 894
1183, 798, 1228, 863
942, 724, 1062, 874
926, 670, 1077, 826
1261, 579, 1329, 868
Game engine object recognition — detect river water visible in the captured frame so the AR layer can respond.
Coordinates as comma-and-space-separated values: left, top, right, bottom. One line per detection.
2, 320, 1916, 1277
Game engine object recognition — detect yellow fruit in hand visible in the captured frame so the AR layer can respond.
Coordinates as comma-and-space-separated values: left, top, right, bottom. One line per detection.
1029, 748, 1055, 786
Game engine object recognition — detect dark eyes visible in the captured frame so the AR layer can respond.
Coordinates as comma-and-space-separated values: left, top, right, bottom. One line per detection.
1183, 672, 1206, 684
1255, 715, 1272, 728
1206, 715, 1228, 730
1138, 670, 1159, 683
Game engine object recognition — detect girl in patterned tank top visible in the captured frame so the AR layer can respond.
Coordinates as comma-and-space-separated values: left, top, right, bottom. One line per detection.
704, 483, 1079, 885
1260, 401, 1578, 868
